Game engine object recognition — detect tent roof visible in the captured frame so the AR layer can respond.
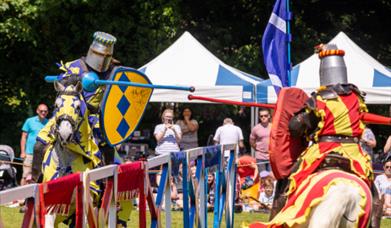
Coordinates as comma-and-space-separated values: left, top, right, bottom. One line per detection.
139, 31, 263, 103
258, 32, 391, 104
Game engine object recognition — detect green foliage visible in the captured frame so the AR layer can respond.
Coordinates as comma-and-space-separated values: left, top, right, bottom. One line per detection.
0, 0, 39, 46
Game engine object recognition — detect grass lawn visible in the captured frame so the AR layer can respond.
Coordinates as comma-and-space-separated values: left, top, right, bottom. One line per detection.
1, 206, 391, 227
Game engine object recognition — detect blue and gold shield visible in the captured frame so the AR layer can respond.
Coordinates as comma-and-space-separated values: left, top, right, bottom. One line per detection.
101, 67, 153, 146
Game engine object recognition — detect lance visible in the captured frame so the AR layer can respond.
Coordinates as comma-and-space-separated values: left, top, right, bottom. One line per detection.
188, 95, 391, 125
45, 72, 195, 92
188, 95, 276, 109
361, 113, 391, 125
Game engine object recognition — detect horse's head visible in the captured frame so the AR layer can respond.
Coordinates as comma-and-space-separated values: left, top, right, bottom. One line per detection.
53, 81, 84, 145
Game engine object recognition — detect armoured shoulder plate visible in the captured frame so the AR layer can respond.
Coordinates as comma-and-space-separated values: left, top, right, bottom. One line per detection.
330, 83, 353, 95
305, 94, 317, 110
348, 84, 366, 99
318, 88, 338, 100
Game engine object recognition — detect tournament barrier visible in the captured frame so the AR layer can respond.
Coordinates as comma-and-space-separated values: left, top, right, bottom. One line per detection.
0, 144, 238, 228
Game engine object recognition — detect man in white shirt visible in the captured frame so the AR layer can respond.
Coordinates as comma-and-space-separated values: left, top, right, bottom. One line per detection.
213, 118, 244, 157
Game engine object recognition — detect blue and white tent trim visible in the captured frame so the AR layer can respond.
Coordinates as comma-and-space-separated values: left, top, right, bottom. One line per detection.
139, 31, 264, 103
258, 32, 391, 104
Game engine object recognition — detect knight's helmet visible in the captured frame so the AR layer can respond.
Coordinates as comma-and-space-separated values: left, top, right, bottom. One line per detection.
85, 31, 117, 72
317, 44, 348, 86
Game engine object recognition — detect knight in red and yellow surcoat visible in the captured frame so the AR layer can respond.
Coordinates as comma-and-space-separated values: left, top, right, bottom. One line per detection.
249, 44, 390, 228
288, 83, 373, 194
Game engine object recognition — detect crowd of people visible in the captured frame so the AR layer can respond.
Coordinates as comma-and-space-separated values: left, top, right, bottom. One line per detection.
8, 103, 390, 217
148, 105, 391, 218
1, 98, 386, 218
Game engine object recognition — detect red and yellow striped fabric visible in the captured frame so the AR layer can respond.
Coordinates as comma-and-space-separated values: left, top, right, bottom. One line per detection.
313, 90, 367, 141
289, 90, 373, 194
247, 170, 372, 228
289, 141, 373, 195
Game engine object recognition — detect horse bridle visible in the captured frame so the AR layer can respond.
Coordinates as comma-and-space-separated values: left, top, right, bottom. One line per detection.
55, 90, 83, 141
55, 114, 78, 131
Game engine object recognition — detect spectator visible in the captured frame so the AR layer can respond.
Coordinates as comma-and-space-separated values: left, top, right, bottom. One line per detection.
258, 178, 275, 212
176, 107, 199, 150
249, 108, 272, 172
237, 154, 260, 210
259, 170, 276, 192
20, 103, 48, 185
213, 118, 244, 158
374, 156, 391, 216
154, 108, 182, 155
384, 187, 391, 217
207, 173, 216, 208
384, 135, 391, 155
360, 127, 376, 161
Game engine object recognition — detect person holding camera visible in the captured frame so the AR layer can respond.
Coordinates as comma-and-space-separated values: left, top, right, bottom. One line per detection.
154, 108, 182, 155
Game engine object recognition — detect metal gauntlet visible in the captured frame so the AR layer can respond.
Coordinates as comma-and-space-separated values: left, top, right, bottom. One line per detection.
289, 111, 319, 138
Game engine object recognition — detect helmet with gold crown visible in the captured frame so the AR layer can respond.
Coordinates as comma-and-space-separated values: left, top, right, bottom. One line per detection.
85, 31, 117, 72
316, 44, 347, 86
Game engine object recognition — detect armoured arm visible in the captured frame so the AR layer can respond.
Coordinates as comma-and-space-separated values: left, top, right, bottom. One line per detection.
289, 109, 319, 138
289, 94, 320, 138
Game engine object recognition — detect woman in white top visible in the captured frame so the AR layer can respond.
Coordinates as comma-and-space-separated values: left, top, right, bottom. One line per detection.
176, 107, 199, 150
154, 108, 182, 155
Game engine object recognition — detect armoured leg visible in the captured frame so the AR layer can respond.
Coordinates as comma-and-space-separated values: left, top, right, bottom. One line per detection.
269, 178, 289, 220
269, 158, 302, 220
99, 142, 115, 165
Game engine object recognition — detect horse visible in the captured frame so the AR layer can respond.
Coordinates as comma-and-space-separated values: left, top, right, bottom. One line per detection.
41, 81, 101, 182
41, 81, 134, 227
288, 169, 372, 228
249, 155, 373, 228
40, 81, 102, 226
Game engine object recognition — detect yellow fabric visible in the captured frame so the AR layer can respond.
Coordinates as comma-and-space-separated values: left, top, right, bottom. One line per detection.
271, 170, 369, 227
247, 170, 370, 228
85, 86, 105, 111
288, 89, 372, 194
241, 181, 260, 204
39, 86, 101, 182
311, 92, 367, 142
289, 142, 373, 194
38, 93, 101, 168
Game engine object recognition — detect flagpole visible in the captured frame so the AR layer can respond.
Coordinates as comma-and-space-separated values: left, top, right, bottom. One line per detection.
286, 0, 292, 86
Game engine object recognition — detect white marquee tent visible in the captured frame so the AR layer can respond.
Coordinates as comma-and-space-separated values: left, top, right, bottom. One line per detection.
139, 31, 264, 103
257, 32, 391, 104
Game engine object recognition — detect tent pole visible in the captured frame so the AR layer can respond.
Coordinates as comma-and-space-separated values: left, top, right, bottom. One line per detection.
250, 107, 258, 157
